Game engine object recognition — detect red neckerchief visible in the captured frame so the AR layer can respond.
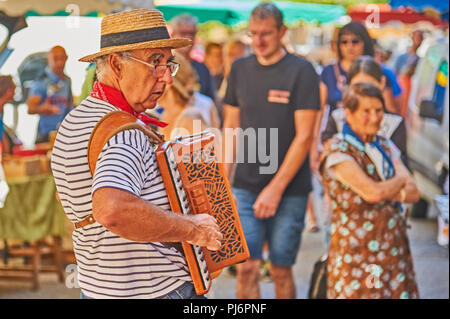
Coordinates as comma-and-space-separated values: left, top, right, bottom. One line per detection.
90, 81, 168, 128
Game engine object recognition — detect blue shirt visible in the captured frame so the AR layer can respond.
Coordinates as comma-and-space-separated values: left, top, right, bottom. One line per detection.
394, 52, 419, 76
28, 67, 73, 136
0, 112, 5, 146
320, 62, 399, 110
320, 63, 347, 111
381, 65, 402, 98
0, 112, 4, 142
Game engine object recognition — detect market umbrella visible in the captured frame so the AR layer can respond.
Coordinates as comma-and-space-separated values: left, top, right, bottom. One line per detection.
0, 12, 27, 50
348, 3, 448, 27
389, 0, 449, 14
390, 0, 449, 22
0, 0, 155, 65
156, 0, 346, 27
0, 0, 123, 17
0, 0, 123, 52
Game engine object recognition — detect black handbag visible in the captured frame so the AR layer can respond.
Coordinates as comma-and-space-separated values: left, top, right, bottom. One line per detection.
308, 254, 328, 299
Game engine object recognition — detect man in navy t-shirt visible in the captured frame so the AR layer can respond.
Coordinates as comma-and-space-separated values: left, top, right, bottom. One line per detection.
223, 3, 320, 299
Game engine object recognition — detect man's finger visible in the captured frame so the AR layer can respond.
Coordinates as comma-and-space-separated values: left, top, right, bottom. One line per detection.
207, 239, 222, 251
253, 200, 262, 216
255, 204, 268, 219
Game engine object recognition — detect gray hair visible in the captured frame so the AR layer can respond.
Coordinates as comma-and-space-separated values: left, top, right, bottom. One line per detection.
94, 55, 109, 82
94, 53, 130, 82
171, 14, 198, 31
250, 2, 284, 29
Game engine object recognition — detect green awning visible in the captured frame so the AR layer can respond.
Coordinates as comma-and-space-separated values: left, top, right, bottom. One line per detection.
0, 0, 124, 17
156, 0, 346, 27
24, 10, 103, 17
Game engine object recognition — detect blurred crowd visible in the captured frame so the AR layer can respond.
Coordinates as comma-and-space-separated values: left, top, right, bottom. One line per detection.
0, 13, 434, 152
0, 14, 433, 152
0, 4, 448, 300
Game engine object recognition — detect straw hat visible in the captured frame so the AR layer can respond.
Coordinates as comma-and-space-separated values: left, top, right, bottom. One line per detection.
79, 9, 192, 62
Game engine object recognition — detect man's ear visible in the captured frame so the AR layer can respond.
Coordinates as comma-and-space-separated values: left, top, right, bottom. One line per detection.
279, 25, 287, 38
109, 53, 123, 79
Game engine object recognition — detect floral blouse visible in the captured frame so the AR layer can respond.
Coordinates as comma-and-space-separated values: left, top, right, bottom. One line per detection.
319, 134, 419, 299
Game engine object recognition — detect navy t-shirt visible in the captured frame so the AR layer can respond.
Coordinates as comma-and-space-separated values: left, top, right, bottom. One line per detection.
224, 53, 320, 196
192, 60, 216, 101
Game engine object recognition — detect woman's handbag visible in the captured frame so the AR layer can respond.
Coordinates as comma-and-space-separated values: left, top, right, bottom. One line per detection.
308, 254, 328, 299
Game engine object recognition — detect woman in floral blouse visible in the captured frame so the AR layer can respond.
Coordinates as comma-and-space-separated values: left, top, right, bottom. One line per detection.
319, 82, 420, 299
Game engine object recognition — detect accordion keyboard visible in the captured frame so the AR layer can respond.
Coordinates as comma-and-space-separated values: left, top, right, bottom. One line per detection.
165, 147, 211, 290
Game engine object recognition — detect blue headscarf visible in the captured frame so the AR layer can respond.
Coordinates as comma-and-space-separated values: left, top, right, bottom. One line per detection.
342, 121, 395, 180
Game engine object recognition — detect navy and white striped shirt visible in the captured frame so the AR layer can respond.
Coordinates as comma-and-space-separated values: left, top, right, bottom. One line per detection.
51, 96, 190, 298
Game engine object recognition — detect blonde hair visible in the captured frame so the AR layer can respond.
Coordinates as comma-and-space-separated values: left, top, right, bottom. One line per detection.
170, 54, 198, 101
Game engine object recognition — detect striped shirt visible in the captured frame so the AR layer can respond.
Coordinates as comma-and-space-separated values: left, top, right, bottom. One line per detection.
51, 96, 191, 299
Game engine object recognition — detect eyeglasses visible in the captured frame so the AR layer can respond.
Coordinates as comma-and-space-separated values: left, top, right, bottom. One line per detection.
340, 39, 362, 45
246, 30, 275, 39
176, 31, 197, 38
121, 53, 180, 77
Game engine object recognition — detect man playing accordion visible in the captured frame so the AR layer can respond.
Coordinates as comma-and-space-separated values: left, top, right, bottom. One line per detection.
51, 9, 222, 299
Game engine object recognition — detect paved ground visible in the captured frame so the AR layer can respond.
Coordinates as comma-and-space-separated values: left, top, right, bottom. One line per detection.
0, 217, 448, 299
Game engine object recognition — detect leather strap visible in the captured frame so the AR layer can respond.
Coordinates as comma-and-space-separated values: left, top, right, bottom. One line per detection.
87, 110, 164, 175
73, 111, 164, 230
74, 214, 96, 229
79, 111, 185, 254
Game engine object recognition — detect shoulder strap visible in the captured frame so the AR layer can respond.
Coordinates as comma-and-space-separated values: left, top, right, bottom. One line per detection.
87, 110, 164, 175
333, 62, 347, 93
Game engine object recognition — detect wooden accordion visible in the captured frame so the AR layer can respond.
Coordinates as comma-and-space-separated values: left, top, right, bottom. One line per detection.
155, 131, 249, 295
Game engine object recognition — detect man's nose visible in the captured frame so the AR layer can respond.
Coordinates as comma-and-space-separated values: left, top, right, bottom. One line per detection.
160, 67, 173, 84
253, 36, 264, 46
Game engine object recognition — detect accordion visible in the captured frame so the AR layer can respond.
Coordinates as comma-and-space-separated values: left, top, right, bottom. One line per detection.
155, 131, 249, 295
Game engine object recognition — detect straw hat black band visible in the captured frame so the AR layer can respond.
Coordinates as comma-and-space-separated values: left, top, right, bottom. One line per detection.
79, 9, 192, 62
100, 26, 170, 49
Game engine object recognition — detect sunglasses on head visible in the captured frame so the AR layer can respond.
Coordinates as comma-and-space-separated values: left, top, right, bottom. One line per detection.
340, 39, 362, 45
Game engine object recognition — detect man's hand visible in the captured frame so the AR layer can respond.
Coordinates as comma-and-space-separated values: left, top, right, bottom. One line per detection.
28, 96, 61, 115
41, 98, 62, 115
186, 214, 223, 251
253, 184, 283, 219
